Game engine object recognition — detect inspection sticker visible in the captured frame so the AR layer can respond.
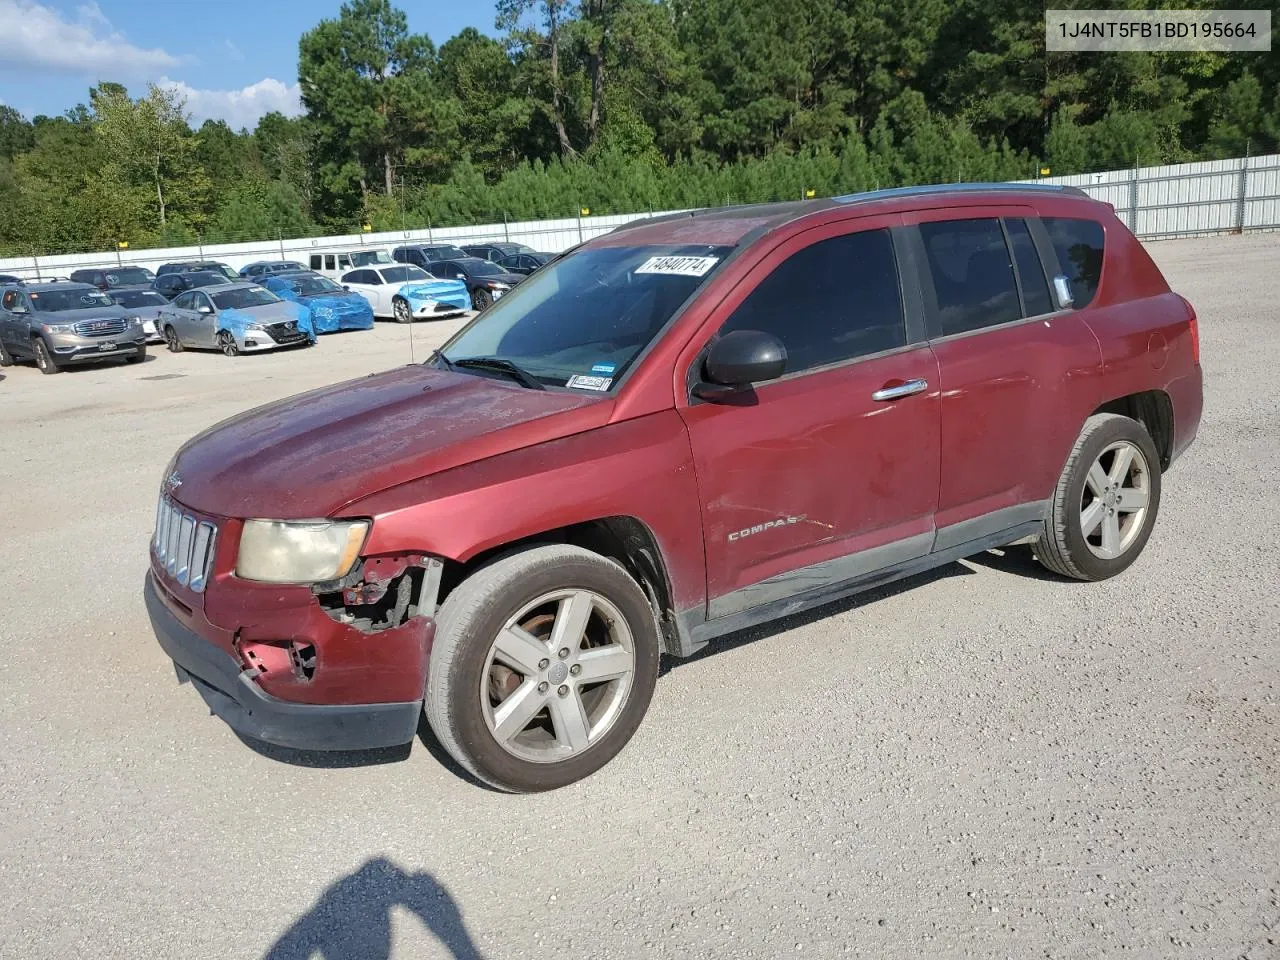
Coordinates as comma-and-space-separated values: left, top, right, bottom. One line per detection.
635, 255, 720, 277
590, 362, 617, 375
566, 374, 613, 391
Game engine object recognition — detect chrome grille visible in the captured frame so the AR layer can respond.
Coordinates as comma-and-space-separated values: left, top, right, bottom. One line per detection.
74, 317, 127, 337
153, 498, 217, 592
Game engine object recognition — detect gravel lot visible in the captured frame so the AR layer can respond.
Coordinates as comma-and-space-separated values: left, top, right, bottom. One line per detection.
2, 234, 1278, 960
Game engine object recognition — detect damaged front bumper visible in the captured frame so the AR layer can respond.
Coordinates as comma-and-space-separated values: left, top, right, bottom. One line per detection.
144, 573, 428, 751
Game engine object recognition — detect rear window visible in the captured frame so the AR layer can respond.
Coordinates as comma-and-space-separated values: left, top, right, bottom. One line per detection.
1043, 217, 1105, 309
919, 218, 1021, 337
1004, 219, 1053, 317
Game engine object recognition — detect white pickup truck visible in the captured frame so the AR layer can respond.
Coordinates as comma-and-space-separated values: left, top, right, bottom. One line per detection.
306, 249, 395, 280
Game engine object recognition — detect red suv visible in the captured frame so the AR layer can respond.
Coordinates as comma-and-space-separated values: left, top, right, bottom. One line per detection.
145, 184, 1203, 792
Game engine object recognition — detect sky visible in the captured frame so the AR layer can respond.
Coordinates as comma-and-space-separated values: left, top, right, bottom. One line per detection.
0, 0, 499, 130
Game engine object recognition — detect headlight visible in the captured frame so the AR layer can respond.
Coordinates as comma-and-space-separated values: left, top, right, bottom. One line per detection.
43, 323, 74, 334
235, 519, 369, 584
488, 282, 510, 290
128, 315, 142, 324
245, 323, 266, 332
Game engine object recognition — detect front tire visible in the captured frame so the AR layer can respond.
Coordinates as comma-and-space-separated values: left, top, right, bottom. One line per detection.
33, 338, 60, 375
425, 544, 660, 792
216, 331, 239, 358
1035, 413, 1162, 581
471, 288, 491, 311
125, 345, 145, 364
393, 298, 412, 323
0, 339, 13, 367
164, 326, 183, 353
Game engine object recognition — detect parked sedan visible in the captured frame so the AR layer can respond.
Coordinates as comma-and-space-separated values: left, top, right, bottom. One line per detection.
154, 270, 232, 301
495, 252, 553, 275
262, 271, 375, 332
426, 257, 525, 310
339, 264, 469, 319
108, 286, 170, 343
155, 283, 315, 357
239, 260, 308, 280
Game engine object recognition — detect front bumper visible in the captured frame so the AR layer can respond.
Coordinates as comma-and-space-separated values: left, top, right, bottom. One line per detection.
144, 574, 422, 750
50, 337, 146, 361
236, 327, 314, 352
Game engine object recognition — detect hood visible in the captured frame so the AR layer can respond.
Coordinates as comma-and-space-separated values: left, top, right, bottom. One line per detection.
170, 364, 609, 519
480, 272, 524, 287
34, 305, 129, 323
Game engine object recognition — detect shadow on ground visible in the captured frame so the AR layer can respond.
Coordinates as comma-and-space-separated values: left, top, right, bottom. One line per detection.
263, 857, 483, 960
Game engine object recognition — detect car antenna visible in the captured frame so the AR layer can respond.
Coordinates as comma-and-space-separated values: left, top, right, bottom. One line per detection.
408, 309, 416, 364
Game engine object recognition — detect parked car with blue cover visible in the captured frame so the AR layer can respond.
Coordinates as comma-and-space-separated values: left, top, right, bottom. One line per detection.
262, 271, 375, 332
155, 283, 315, 357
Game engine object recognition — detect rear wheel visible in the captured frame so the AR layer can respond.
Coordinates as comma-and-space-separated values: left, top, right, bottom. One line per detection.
1035, 413, 1162, 581
471, 288, 491, 311
33, 338, 59, 375
216, 331, 239, 358
393, 298, 412, 323
164, 326, 183, 353
426, 544, 660, 792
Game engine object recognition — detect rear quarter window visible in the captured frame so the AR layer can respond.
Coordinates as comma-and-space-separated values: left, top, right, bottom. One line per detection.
1043, 217, 1105, 309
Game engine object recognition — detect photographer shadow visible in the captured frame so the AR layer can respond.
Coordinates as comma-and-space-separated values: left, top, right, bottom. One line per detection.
263, 857, 483, 960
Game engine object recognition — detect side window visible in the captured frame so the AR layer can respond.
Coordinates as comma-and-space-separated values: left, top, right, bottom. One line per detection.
365, 271, 384, 286
919, 218, 1020, 337
1043, 217, 1104, 309
720, 229, 905, 374
309, 255, 322, 270
193, 293, 212, 313
338, 254, 352, 269
324, 255, 336, 271
1005, 219, 1053, 317
173, 292, 194, 309
2, 290, 19, 310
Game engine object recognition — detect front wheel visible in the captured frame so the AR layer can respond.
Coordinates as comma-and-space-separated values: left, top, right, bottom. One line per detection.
0, 339, 13, 367
393, 298, 412, 323
125, 345, 145, 364
164, 326, 183, 353
34, 338, 60, 375
425, 544, 660, 792
471, 288, 491, 311
1035, 413, 1162, 581
216, 331, 239, 358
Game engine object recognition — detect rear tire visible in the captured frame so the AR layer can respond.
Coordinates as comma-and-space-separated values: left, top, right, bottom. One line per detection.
426, 544, 660, 792
164, 326, 183, 353
1035, 413, 1162, 581
216, 331, 239, 358
393, 298, 412, 323
471, 288, 491, 311
33, 338, 59, 375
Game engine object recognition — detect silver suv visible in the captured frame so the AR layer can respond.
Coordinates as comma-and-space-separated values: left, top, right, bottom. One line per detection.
0, 282, 147, 375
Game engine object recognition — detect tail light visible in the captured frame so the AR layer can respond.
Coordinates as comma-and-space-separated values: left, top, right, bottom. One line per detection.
1179, 295, 1200, 365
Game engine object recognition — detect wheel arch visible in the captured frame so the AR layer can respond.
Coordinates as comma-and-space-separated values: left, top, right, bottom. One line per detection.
1089, 389, 1174, 469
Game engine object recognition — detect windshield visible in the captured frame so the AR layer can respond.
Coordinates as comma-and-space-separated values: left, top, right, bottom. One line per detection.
381, 265, 429, 283
111, 290, 167, 308
189, 272, 229, 288
430, 246, 468, 260
105, 267, 153, 286
270, 262, 305, 273
290, 276, 342, 296
442, 244, 731, 388
196, 263, 239, 280
351, 250, 393, 267
212, 287, 279, 310
464, 260, 507, 278
30, 288, 117, 312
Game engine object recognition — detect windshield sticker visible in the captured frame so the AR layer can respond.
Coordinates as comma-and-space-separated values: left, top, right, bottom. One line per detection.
80, 294, 99, 304
566, 374, 613, 391
106, 274, 118, 284
635, 255, 720, 277
590, 362, 617, 375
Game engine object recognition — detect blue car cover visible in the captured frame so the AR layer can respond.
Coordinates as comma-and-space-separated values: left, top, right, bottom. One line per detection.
397, 280, 471, 313
264, 276, 376, 333
218, 301, 316, 343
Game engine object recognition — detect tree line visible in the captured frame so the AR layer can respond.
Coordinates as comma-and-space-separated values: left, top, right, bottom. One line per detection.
1, 0, 1276, 257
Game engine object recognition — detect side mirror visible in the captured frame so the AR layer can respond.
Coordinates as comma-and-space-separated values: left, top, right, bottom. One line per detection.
342, 285, 350, 291
695, 330, 787, 399
197, 305, 213, 315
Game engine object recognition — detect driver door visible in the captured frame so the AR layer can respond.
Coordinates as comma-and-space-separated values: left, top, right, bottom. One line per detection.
189, 291, 218, 348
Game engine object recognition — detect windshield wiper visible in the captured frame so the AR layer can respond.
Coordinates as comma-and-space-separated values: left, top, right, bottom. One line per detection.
452, 356, 545, 390
428, 348, 454, 371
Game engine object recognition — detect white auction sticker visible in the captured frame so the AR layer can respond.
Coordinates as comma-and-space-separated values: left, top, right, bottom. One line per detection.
566, 374, 613, 391
635, 255, 720, 277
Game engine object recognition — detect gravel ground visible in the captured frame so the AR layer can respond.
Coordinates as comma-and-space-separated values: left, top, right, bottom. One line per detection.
1, 234, 1277, 959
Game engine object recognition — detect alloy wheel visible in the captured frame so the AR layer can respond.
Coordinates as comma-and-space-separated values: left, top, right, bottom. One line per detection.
480, 589, 635, 763
217, 332, 239, 357
1080, 440, 1151, 560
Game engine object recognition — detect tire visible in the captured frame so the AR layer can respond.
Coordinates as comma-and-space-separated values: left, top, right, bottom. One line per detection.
393, 298, 412, 324
216, 331, 239, 358
0, 339, 13, 367
125, 344, 145, 364
426, 544, 661, 792
471, 288, 491, 311
164, 326, 183, 353
33, 337, 60, 375
1035, 413, 1162, 581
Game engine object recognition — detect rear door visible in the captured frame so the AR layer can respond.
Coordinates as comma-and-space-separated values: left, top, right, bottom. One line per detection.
678, 218, 942, 620
903, 209, 1102, 545
190, 291, 219, 348
0, 288, 25, 356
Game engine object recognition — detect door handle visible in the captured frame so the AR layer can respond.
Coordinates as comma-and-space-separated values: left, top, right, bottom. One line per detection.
871, 378, 928, 402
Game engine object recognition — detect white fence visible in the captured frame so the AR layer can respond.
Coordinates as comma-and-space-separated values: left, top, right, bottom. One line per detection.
2, 153, 1276, 280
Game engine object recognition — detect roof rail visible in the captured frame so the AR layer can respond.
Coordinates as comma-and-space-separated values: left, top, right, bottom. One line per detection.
833, 181, 1090, 204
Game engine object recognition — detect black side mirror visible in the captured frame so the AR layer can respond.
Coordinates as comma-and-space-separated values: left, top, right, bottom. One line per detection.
695, 330, 787, 399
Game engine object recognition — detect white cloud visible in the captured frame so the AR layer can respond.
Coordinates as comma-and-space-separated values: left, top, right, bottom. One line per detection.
159, 76, 302, 131
0, 0, 180, 76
